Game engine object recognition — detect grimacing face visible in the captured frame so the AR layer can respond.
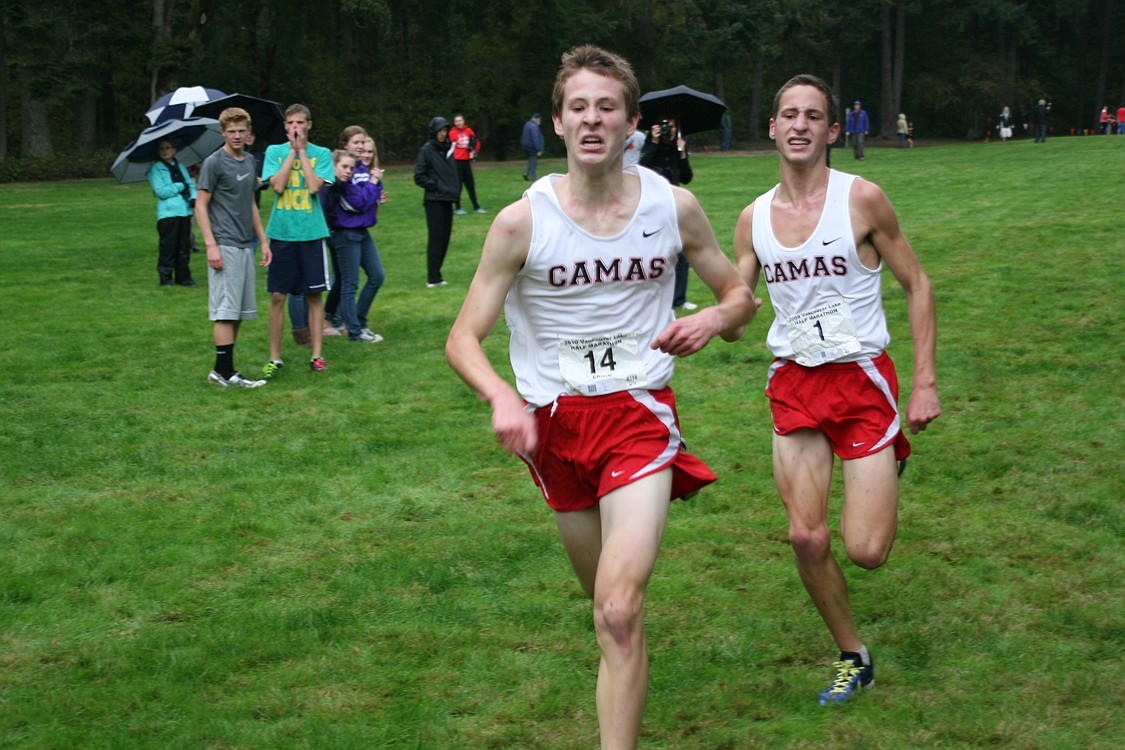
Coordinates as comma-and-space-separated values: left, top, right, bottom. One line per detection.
553, 68, 637, 166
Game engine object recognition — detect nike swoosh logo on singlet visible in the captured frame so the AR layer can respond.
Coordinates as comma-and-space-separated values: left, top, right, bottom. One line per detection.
643, 229, 662, 238
822, 237, 842, 245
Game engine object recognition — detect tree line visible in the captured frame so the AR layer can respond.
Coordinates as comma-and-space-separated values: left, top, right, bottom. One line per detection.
1, 0, 1121, 169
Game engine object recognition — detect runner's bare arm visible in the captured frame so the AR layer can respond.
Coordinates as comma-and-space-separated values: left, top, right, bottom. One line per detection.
446, 200, 538, 454
730, 200, 772, 368
854, 179, 940, 433
652, 188, 759, 357
733, 200, 764, 295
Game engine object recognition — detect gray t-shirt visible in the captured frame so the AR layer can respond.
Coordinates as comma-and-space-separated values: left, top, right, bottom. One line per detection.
197, 147, 258, 246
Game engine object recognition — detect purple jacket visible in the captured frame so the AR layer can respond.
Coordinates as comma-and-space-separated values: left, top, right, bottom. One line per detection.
321, 162, 383, 230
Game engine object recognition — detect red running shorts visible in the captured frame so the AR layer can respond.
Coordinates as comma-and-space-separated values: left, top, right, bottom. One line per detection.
519, 387, 717, 512
765, 352, 911, 461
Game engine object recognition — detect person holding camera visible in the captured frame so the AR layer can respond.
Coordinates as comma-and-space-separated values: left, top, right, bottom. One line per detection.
640, 117, 697, 310
148, 139, 198, 287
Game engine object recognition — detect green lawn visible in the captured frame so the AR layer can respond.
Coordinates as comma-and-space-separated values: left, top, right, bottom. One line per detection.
1, 136, 1122, 749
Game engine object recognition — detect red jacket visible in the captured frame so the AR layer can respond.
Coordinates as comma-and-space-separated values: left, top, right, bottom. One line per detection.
449, 126, 480, 161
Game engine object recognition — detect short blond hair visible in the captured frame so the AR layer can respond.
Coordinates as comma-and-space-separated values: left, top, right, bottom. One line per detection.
218, 107, 252, 131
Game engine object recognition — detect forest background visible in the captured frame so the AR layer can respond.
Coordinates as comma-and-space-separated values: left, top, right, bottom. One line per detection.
2, 0, 1124, 179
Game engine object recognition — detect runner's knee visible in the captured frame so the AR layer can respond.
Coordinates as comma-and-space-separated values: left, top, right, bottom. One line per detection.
593, 585, 644, 651
844, 538, 892, 570
788, 523, 831, 564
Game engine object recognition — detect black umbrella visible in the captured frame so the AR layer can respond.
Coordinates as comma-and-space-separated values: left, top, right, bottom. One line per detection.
192, 93, 287, 146
639, 85, 727, 136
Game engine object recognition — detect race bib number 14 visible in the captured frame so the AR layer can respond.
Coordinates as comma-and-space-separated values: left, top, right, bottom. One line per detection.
558, 332, 648, 396
787, 298, 862, 366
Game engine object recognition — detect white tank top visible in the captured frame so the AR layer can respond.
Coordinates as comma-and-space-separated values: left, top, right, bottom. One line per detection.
751, 169, 890, 364
506, 166, 680, 406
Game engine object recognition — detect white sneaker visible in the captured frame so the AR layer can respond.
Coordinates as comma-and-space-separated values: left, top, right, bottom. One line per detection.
678, 301, 699, 311
357, 329, 384, 343
209, 370, 267, 388
426, 280, 448, 288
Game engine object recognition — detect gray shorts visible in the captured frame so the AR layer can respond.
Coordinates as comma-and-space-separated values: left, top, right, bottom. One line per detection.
208, 245, 259, 321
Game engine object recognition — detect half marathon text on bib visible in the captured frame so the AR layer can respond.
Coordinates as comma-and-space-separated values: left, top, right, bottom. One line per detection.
787, 298, 862, 366
558, 332, 648, 395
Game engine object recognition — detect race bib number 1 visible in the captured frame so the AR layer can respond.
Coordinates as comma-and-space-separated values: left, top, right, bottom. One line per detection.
558, 332, 648, 395
787, 299, 862, 366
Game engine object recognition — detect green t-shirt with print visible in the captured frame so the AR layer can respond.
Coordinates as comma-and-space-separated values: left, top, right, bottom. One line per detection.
262, 142, 334, 241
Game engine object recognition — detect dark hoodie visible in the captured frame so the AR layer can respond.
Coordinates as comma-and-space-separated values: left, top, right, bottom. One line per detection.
414, 116, 459, 203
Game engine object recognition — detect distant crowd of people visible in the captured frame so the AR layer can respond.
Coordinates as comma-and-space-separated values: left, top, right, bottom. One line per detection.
988, 99, 1125, 141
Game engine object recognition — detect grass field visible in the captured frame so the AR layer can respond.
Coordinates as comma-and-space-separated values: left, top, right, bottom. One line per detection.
1, 136, 1122, 749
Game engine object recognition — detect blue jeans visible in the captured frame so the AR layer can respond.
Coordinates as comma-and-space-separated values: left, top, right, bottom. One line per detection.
324, 243, 343, 326
288, 294, 307, 329
332, 228, 385, 338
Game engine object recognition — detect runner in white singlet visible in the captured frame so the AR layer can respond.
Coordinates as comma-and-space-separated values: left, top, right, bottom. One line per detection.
734, 74, 941, 707
447, 46, 758, 749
